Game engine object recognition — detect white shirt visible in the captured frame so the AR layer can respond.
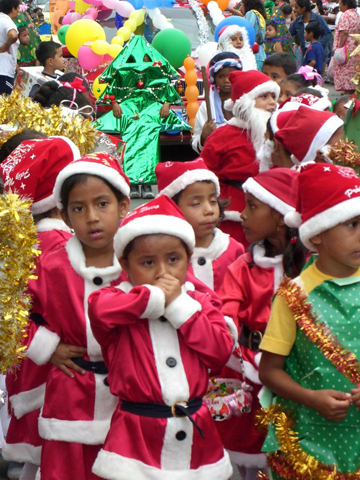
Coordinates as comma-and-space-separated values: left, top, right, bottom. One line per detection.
0, 12, 19, 78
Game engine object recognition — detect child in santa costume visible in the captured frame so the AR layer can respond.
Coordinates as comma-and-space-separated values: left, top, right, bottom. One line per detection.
192, 52, 243, 154
88, 195, 234, 480
217, 168, 307, 480
25, 153, 131, 480
0, 136, 81, 480
260, 163, 360, 479
155, 158, 244, 293
218, 25, 258, 71
201, 70, 279, 245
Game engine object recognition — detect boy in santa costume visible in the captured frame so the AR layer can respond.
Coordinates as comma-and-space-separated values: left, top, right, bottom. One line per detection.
155, 158, 244, 293
218, 25, 258, 71
0, 136, 82, 480
201, 70, 279, 245
88, 195, 234, 480
25, 153, 131, 480
260, 163, 360, 479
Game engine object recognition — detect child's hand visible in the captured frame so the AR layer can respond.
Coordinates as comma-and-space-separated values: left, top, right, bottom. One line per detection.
350, 387, 360, 409
112, 103, 123, 119
309, 389, 351, 421
201, 120, 216, 145
155, 273, 181, 306
160, 102, 170, 118
50, 342, 87, 379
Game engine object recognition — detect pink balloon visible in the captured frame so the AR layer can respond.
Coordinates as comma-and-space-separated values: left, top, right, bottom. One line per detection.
102, 0, 118, 8
62, 13, 72, 24
82, 0, 103, 4
86, 7, 98, 14
70, 12, 83, 22
68, 1, 75, 7
114, 1, 134, 17
97, 7, 112, 20
103, 53, 113, 62
78, 45, 104, 70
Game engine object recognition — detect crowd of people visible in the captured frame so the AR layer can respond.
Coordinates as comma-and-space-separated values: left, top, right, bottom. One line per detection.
0, 0, 359, 478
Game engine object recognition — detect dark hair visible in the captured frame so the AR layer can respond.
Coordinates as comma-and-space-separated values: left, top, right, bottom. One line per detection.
295, 86, 323, 97
33, 80, 92, 109
36, 41, 61, 66
33, 6, 41, 12
295, 0, 312, 11
60, 173, 126, 211
18, 25, 28, 35
266, 20, 278, 30
280, 3, 292, 14
340, 0, 357, 8
122, 235, 191, 261
0, 0, 20, 14
0, 129, 47, 163
333, 94, 351, 112
171, 180, 230, 223
263, 53, 297, 75
242, 0, 267, 20
58, 72, 90, 92
282, 72, 318, 89
33, 207, 59, 224
305, 20, 322, 39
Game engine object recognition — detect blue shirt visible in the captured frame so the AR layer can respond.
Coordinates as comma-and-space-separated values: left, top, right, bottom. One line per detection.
289, 12, 332, 57
302, 41, 324, 74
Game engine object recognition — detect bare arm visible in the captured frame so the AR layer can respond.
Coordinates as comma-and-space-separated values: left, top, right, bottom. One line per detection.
339, 30, 349, 48
0, 29, 18, 54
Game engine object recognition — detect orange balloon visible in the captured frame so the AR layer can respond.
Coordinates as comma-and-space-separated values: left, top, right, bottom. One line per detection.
217, 0, 229, 10
185, 70, 198, 86
201, 0, 210, 5
185, 86, 199, 103
186, 101, 199, 118
183, 56, 195, 70
188, 117, 196, 128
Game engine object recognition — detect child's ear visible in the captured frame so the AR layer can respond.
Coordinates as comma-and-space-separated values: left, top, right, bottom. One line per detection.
271, 209, 285, 227
119, 197, 130, 221
310, 233, 321, 246
60, 209, 72, 229
119, 257, 129, 273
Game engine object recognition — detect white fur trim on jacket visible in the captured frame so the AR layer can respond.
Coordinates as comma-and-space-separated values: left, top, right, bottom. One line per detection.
2, 441, 41, 465
243, 177, 295, 216
223, 211, 242, 222
140, 285, 166, 321
92, 448, 233, 480
302, 115, 343, 164
300, 195, 360, 251
36, 218, 72, 233
224, 316, 238, 352
158, 169, 220, 198
10, 383, 45, 419
164, 291, 201, 329
26, 326, 61, 366
227, 450, 267, 469
253, 243, 284, 292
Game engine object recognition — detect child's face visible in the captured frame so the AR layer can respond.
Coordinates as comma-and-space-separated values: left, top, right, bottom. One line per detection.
230, 32, 244, 49
215, 67, 237, 94
241, 192, 283, 244
50, 47, 64, 71
304, 30, 312, 42
62, 176, 129, 259
19, 29, 30, 45
255, 92, 277, 113
311, 215, 360, 277
177, 181, 220, 245
262, 65, 288, 86
266, 25, 277, 39
120, 234, 189, 287
278, 80, 298, 104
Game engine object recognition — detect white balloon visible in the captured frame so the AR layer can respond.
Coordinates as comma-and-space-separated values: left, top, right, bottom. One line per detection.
197, 41, 218, 67
228, 0, 237, 7
207, 1, 218, 11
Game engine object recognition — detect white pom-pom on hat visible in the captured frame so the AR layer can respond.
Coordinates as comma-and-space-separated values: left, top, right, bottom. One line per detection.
285, 211, 302, 228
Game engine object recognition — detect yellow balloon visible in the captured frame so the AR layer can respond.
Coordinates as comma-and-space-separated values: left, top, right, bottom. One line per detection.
91, 39, 109, 55
124, 18, 137, 32
66, 19, 106, 57
109, 44, 122, 58
117, 26, 131, 42
92, 75, 108, 99
111, 35, 124, 46
75, 0, 88, 14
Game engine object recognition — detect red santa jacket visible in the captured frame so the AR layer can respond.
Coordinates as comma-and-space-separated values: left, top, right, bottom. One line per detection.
88, 280, 234, 480
188, 228, 244, 293
26, 236, 121, 445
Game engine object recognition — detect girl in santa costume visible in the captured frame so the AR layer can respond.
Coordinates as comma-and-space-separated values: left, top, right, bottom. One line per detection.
201, 70, 279, 245
259, 163, 360, 479
25, 152, 131, 480
88, 195, 235, 480
191, 52, 243, 154
0, 136, 83, 480
218, 25, 258, 71
217, 168, 307, 480
155, 158, 244, 293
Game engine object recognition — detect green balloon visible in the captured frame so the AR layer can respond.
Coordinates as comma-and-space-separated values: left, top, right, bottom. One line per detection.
58, 25, 70, 46
152, 28, 192, 69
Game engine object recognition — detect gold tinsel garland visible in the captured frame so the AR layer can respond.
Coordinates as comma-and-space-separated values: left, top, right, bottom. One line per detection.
329, 140, 360, 168
0, 91, 98, 156
277, 278, 360, 384
0, 193, 40, 373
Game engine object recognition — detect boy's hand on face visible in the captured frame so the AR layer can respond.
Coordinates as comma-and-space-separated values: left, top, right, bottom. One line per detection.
350, 387, 360, 409
309, 389, 351, 421
155, 273, 181, 306
50, 342, 87, 379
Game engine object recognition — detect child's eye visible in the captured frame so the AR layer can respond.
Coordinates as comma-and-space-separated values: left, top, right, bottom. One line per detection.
143, 260, 154, 266
99, 201, 108, 207
347, 221, 358, 228
168, 256, 178, 264
210, 200, 218, 205
73, 206, 83, 212
191, 202, 200, 207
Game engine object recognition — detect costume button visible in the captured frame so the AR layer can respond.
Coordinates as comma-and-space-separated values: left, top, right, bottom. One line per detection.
159, 316, 167, 322
93, 277, 103, 286
197, 257, 206, 266
175, 431, 187, 441
166, 357, 177, 368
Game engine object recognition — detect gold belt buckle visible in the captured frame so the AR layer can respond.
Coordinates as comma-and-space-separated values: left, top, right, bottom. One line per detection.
171, 400, 188, 418
248, 330, 263, 350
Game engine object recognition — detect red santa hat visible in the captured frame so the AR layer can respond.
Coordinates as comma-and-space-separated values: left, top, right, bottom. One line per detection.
224, 70, 280, 113
274, 106, 343, 164
114, 195, 195, 257
54, 152, 130, 209
0, 136, 80, 215
270, 103, 300, 135
281, 92, 331, 111
155, 158, 220, 198
243, 168, 298, 216
285, 163, 360, 250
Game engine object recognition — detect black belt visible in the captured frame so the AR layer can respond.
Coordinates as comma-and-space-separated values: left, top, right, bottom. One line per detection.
72, 357, 108, 375
239, 325, 264, 352
121, 397, 205, 438
222, 179, 244, 190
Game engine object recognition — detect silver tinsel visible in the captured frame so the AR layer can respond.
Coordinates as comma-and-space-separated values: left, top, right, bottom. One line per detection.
94, 133, 124, 165
188, 0, 210, 46
0, 389, 6, 409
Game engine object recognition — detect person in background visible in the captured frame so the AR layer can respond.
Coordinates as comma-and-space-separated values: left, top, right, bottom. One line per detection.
0, 0, 20, 95
35, 40, 64, 80
240, 0, 267, 69
280, 3, 293, 28
262, 52, 297, 85
332, 94, 351, 120
17, 24, 38, 67
218, 25, 258, 70
303, 21, 325, 75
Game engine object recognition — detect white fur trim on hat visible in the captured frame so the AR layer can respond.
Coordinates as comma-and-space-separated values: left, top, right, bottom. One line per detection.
243, 177, 295, 216
114, 215, 195, 257
31, 194, 57, 215
300, 196, 360, 251
158, 169, 220, 198
54, 161, 130, 209
302, 115, 344, 164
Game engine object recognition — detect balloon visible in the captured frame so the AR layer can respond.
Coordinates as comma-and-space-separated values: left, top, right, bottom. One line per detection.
197, 41, 218, 67
144, 0, 157, 9
109, 43, 122, 58
185, 86, 199, 102
186, 101, 199, 118
114, 1, 135, 17
130, 9, 145, 26
58, 24, 70, 44
124, 18, 137, 31
188, 117, 196, 128
78, 45, 104, 69
92, 75, 108, 98
96, 8, 112, 20
217, 0, 229, 10
128, 0, 144, 8
62, 12, 72, 25
214, 17, 255, 45
102, 0, 118, 8
66, 19, 106, 57
70, 12, 82, 23
227, 0, 237, 5
91, 39, 109, 55
75, 0, 89, 13
185, 70, 197, 85
111, 35, 124, 45
152, 28, 191, 69
103, 53, 114, 62
183, 55, 195, 70
117, 26, 131, 41
82, 0, 103, 4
